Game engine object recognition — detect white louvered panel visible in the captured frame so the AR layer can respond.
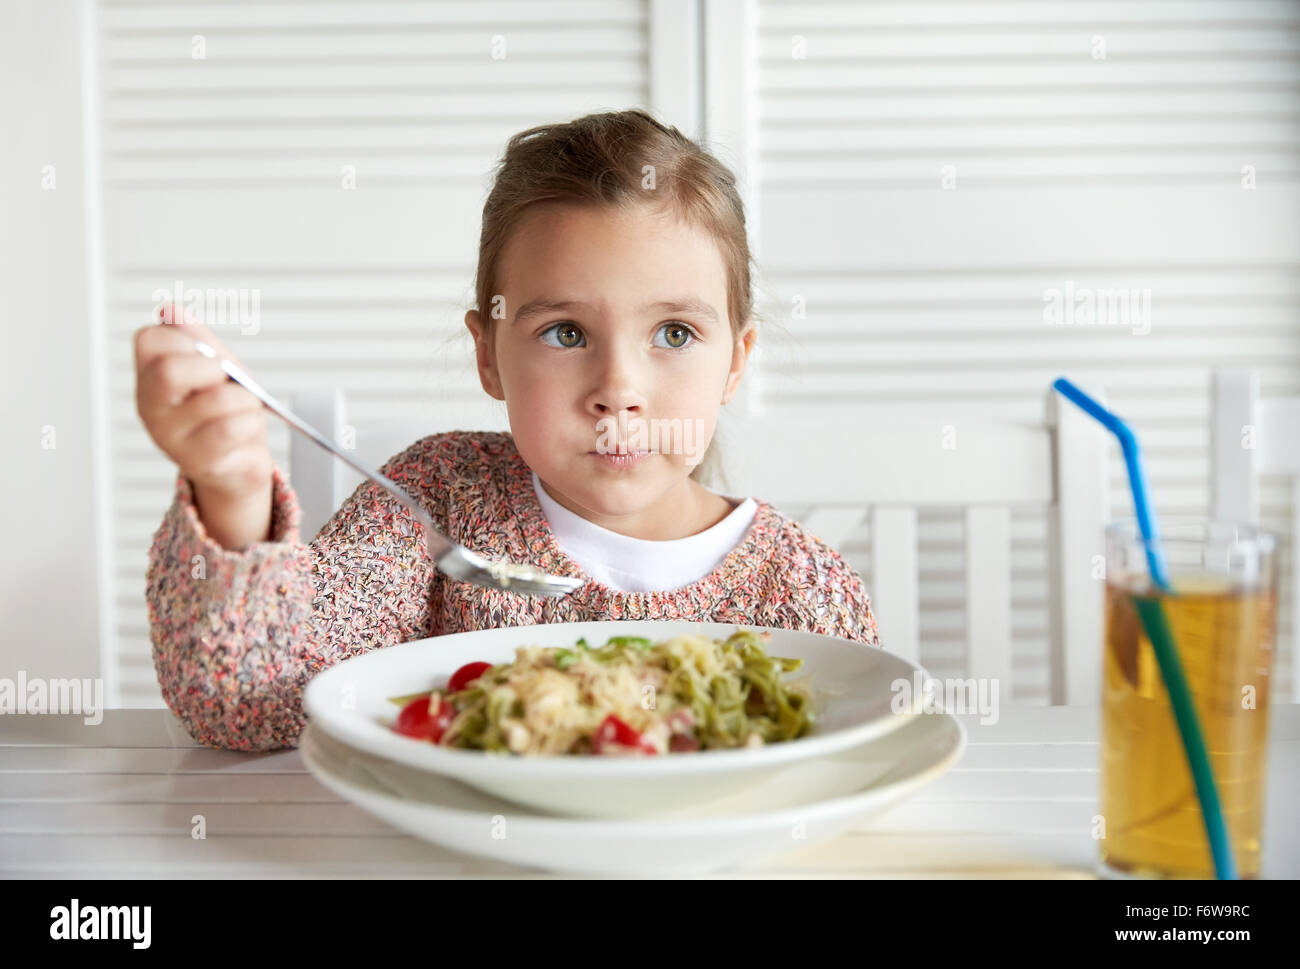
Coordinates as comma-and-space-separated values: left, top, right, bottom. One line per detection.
756, 0, 1300, 704
99, 0, 653, 706
759, 1, 1300, 186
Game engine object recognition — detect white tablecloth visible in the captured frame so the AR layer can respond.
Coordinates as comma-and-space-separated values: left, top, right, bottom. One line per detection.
2, 704, 1296, 878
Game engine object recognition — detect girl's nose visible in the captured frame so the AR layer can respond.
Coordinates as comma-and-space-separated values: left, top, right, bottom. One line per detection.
584, 345, 649, 417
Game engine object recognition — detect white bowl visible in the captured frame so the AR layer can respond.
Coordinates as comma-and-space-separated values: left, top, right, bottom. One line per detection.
299, 711, 967, 876
302, 620, 925, 818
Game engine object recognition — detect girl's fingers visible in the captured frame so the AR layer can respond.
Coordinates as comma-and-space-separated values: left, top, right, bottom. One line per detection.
135, 300, 272, 496
136, 352, 229, 416
170, 381, 262, 440
153, 302, 196, 326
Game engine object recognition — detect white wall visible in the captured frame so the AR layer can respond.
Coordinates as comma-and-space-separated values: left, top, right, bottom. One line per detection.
0, 0, 112, 689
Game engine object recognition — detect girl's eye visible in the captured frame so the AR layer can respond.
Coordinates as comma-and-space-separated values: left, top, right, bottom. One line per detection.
540, 322, 586, 348
654, 322, 695, 350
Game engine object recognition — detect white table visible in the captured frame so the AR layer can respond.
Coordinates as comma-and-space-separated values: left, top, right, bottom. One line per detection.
2, 705, 1296, 878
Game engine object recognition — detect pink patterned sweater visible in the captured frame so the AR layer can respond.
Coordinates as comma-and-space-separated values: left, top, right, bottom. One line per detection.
146, 431, 881, 751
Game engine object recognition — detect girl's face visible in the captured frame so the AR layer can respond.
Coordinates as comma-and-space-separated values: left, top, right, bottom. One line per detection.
465, 201, 755, 540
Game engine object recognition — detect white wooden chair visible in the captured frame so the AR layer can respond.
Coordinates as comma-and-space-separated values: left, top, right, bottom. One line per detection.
1211, 370, 1300, 701
290, 387, 1111, 704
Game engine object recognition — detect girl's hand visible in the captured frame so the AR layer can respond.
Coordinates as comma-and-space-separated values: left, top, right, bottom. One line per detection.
134, 302, 274, 549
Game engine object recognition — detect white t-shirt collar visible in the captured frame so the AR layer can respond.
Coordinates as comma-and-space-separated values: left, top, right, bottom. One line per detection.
530, 470, 758, 593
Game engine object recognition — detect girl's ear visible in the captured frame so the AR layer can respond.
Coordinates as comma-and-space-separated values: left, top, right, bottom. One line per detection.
721, 320, 757, 404
465, 309, 506, 401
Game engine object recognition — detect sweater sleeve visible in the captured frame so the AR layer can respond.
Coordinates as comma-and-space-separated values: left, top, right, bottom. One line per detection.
145, 438, 445, 752
777, 531, 882, 648
825, 560, 882, 648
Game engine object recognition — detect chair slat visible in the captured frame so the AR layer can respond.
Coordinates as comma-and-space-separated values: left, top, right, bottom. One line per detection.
289, 389, 346, 542
966, 506, 1012, 690
871, 506, 919, 665
1046, 387, 1110, 706
1211, 370, 1259, 522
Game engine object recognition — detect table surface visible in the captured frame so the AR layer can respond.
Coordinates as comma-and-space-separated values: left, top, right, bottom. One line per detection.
1, 704, 1296, 879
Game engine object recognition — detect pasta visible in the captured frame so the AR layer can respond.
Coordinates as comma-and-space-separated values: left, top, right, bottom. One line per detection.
389, 628, 814, 756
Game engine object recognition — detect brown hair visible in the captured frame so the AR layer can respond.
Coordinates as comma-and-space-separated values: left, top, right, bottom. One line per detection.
471, 108, 756, 485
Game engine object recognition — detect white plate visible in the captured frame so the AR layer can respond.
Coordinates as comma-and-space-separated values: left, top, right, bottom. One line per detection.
302, 620, 925, 818
299, 710, 966, 876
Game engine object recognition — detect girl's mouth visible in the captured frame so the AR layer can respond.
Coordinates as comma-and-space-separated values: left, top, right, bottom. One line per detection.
588, 450, 651, 468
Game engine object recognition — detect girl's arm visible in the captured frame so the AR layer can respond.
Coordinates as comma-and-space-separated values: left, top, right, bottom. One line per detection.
145, 439, 447, 752
765, 532, 882, 648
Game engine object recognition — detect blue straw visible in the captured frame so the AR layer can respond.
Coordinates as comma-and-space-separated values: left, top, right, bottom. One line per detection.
1052, 379, 1171, 591
1053, 377, 1236, 880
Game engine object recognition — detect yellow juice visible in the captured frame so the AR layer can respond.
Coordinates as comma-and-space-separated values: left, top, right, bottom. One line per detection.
1100, 577, 1276, 878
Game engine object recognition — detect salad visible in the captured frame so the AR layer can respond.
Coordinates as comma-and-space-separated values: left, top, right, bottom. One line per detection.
387, 628, 814, 756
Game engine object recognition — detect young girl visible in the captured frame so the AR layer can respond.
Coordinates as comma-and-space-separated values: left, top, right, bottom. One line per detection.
137, 109, 880, 753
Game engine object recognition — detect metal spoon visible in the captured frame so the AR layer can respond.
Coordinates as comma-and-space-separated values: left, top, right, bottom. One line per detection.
193, 339, 584, 597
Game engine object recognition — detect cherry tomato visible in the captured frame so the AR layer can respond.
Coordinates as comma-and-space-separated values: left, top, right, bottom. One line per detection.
394, 693, 454, 743
448, 661, 493, 693
592, 714, 657, 755
668, 733, 700, 752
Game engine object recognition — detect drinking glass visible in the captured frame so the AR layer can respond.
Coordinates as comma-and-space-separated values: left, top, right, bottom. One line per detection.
1100, 518, 1277, 878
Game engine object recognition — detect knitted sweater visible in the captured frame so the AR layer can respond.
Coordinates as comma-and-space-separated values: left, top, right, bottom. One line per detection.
146, 431, 881, 752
